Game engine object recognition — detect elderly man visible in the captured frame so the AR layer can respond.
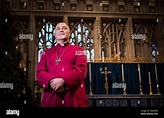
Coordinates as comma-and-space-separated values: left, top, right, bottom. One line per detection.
36, 22, 88, 107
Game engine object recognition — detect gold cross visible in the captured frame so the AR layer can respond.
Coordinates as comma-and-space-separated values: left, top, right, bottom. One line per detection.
55, 58, 61, 65
101, 67, 111, 94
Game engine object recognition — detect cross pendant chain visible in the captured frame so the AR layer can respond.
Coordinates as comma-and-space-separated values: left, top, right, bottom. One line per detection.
55, 45, 69, 65
55, 58, 61, 65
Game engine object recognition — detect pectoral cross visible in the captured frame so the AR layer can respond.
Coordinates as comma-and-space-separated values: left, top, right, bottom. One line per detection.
55, 58, 61, 65
101, 67, 111, 94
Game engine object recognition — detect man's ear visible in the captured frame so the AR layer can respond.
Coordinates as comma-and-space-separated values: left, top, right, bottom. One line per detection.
53, 29, 56, 38
68, 31, 71, 37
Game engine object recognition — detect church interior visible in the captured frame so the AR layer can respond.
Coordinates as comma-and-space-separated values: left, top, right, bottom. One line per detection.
0, 0, 164, 110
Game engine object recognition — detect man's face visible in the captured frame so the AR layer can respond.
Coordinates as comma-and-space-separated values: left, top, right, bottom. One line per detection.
54, 22, 70, 41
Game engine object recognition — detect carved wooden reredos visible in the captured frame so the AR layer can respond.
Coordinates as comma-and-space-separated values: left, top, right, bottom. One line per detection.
6, 0, 164, 62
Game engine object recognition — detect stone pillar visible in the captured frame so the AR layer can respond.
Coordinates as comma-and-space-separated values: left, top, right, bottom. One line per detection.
93, 16, 102, 60
63, 15, 68, 24
125, 17, 135, 59
27, 15, 36, 94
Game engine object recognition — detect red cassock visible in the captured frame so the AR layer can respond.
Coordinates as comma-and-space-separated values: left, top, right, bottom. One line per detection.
36, 43, 89, 107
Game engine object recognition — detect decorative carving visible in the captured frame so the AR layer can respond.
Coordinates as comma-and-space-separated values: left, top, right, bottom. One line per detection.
87, 5, 92, 11
20, 1, 27, 9
53, 0, 61, 4
102, 18, 126, 59
69, 0, 77, 4
54, 4, 60, 10
71, 5, 76, 11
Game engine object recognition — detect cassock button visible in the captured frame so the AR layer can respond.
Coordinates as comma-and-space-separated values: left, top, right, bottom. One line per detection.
43, 84, 45, 88
62, 68, 64, 71
62, 100, 64, 104
81, 84, 83, 87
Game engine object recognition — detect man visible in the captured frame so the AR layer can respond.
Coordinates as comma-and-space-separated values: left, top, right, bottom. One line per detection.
36, 22, 88, 107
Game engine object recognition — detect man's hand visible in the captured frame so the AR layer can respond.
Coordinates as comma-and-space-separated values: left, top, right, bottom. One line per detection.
50, 78, 65, 92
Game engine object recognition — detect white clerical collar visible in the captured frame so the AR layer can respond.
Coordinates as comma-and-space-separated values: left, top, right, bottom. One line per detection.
57, 41, 69, 46
60, 43, 65, 46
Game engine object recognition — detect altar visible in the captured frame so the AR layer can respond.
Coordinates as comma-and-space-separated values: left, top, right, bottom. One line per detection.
87, 94, 164, 107
85, 62, 164, 107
